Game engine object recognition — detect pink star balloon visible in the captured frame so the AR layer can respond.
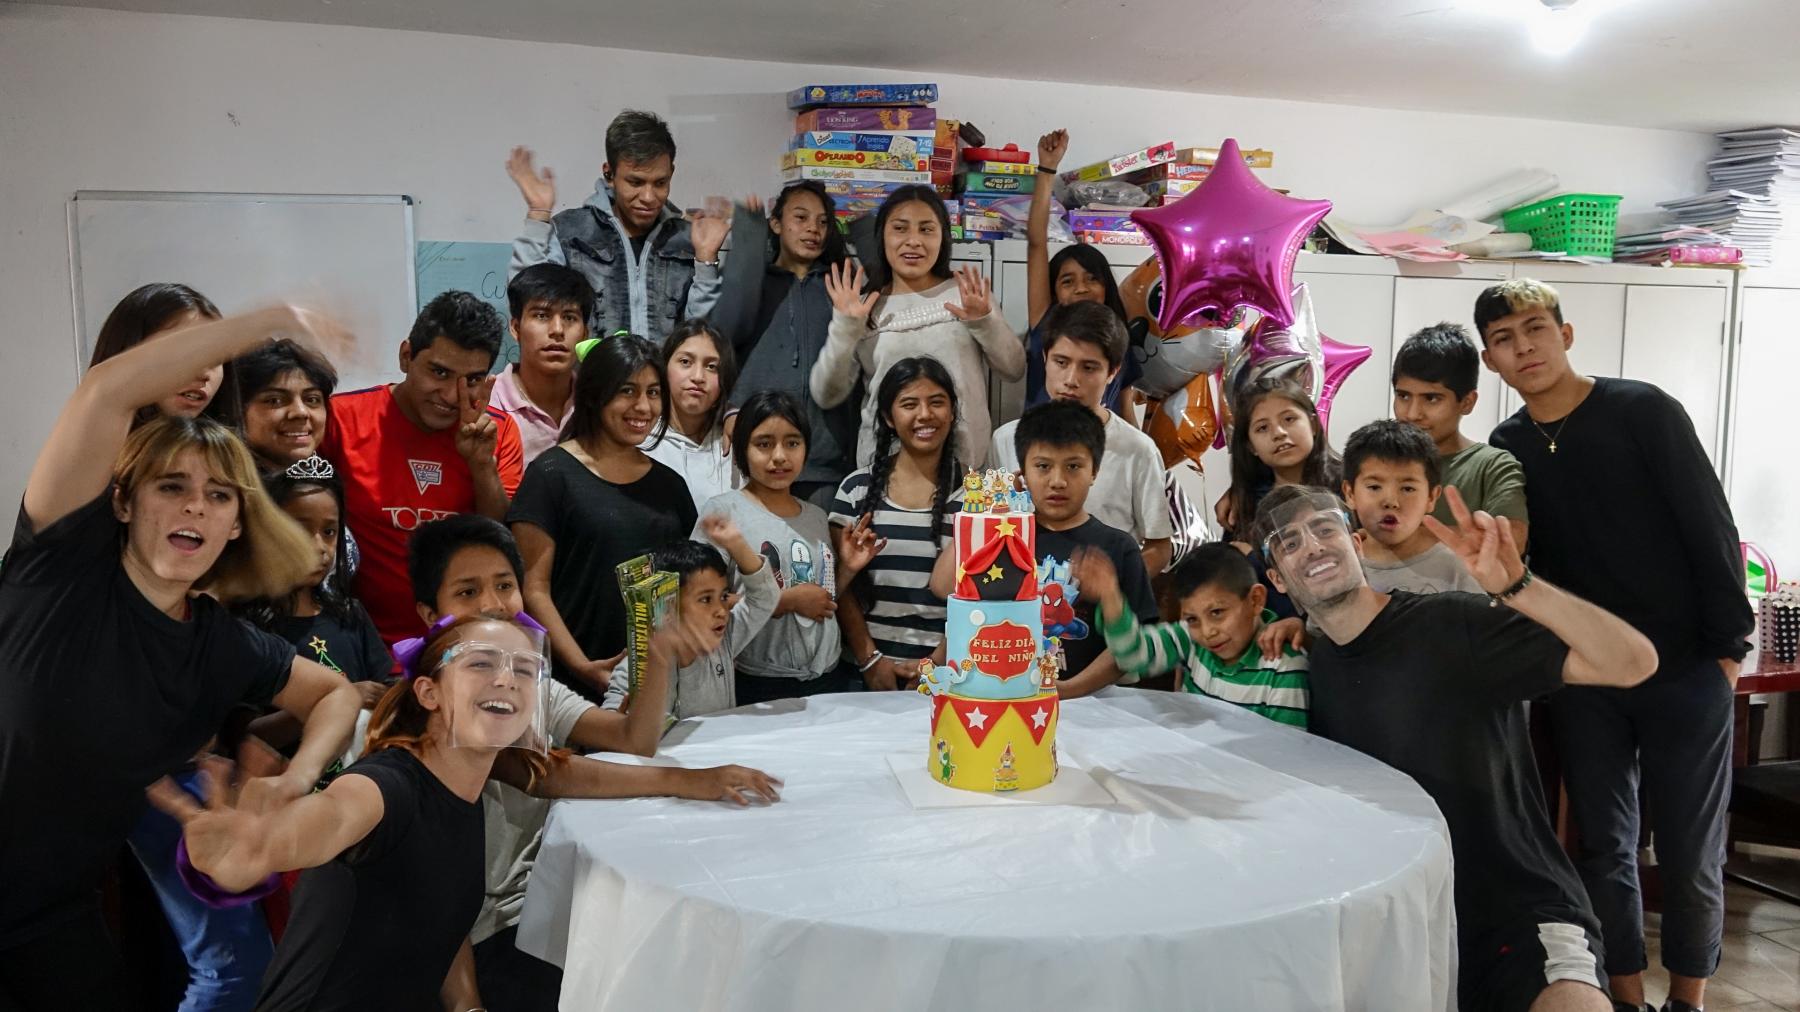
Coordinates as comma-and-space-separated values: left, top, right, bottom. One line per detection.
1131, 138, 1332, 333
1316, 334, 1372, 437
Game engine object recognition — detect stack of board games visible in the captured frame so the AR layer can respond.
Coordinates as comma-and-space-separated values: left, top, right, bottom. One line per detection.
958, 143, 1036, 241
784, 83, 939, 222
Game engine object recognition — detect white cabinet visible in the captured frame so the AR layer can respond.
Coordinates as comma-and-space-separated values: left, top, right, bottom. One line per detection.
1620, 285, 1730, 466
1292, 270, 1395, 450
1546, 282, 1626, 379
1390, 275, 1512, 440
1727, 286, 1800, 575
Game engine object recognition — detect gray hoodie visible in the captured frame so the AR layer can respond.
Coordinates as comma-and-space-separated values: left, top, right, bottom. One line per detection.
600, 560, 778, 721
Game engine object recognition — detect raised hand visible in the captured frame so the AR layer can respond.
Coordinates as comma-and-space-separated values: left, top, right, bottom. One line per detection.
825, 260, 879, 321
1070, 546, 1120, 607
1036, 129, 1070, 172
944, 265, 994, 321
688, 205, 730, 263
677, 764, 783, 805
837, 513, 888, 579
146, 756, 280, 893
455, 375, 499, 465
267, 304, 357, 368
1420, 485, 1525, 595
506, 146, 557, 214
698, 513, 745, 552
743, 193, 766, 216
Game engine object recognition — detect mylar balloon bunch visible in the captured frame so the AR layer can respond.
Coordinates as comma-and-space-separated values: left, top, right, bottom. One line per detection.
1125, 138, 1371, 463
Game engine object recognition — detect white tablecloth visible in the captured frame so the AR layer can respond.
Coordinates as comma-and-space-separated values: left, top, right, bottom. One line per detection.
517, 690, 1456, 1011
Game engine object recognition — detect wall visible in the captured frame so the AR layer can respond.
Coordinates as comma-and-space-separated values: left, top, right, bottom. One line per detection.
0, 3, 1716, 512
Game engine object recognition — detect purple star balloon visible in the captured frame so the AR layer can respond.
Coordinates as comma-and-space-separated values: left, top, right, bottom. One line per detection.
1131, 138, 1332, 332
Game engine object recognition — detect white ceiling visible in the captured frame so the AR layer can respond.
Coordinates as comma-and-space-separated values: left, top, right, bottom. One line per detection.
22, 0, 1800, 132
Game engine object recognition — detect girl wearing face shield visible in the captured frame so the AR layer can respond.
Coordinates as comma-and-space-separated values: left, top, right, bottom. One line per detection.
151, 614, 553, 1011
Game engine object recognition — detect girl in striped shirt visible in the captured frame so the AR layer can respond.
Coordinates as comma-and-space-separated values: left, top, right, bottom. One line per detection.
829, 357, 963, 690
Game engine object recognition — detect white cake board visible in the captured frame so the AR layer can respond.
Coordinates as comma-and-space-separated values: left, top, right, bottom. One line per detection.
887, 753, 1117, 809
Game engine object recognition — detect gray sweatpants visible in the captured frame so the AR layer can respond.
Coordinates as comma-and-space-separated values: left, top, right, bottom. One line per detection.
1550, 653, 1734, 979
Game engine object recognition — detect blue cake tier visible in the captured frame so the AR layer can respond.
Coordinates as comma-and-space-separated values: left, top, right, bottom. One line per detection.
938, 597, 1050, 700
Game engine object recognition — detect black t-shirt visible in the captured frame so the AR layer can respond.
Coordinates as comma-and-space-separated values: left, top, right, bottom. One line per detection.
1491, 376, 1753, 669
507, 447, 698, 689
1036, 516, 1158, 678
273, 607, 392, 683
0, 493, 295, 948
255, 748, 483, 1012
1308, 591, 1595, 952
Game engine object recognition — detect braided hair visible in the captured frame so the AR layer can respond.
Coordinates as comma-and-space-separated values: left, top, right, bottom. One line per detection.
864, 357, 961, 546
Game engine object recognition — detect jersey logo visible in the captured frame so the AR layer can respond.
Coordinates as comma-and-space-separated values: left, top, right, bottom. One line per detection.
408, 459, 443, 495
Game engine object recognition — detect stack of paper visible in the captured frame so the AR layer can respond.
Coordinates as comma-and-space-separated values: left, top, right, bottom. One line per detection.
1612, 225, 1743, 266
1652, 127, 1800, 267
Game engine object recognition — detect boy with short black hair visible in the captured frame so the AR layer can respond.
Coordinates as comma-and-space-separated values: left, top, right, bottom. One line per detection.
1342, 419, 1483, 596
1479, 278, 1753, 1012
601, 533, 779, 722
1083, 542, 1309, 728
323, 291, 526, 647
507, 110, 723, 342
990, 301, 1174, 573
492, 264, 593, 464
934, 401, 1157, 698
1392, 321, 1528, 546
409, 514, 781, 1012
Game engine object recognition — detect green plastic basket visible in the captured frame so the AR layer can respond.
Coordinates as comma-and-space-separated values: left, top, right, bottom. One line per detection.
1500, 192, 1622, 258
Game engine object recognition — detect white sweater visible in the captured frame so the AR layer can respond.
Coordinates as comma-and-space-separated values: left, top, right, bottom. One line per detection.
808, 278, 1025, 470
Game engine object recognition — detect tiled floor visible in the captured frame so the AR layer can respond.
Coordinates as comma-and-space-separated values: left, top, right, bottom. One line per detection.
1641, 881, 1800, 1010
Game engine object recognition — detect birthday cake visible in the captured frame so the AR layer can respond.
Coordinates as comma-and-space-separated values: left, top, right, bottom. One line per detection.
918, 470, 1060, 793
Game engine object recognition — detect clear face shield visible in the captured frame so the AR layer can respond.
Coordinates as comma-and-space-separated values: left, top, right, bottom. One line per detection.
397, 614, 551, 756
1256, 492, 1366, 613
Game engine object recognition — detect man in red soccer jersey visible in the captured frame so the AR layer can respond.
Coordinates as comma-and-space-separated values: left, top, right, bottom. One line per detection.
322, 291, 526, 646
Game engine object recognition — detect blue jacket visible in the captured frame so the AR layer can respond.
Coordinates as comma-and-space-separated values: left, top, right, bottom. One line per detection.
510, 178, 720, 341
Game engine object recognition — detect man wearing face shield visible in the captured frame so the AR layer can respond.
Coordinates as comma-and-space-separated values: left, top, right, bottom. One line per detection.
1255, 485, 1659, 1012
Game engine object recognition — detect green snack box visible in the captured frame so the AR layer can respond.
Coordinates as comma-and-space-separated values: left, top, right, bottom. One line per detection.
957, 171, 1036, 196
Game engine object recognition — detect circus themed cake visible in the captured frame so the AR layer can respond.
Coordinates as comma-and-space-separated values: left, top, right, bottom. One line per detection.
918, 469, 1060, 793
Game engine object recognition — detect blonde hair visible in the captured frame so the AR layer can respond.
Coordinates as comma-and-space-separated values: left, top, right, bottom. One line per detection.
1474, 278, 1564, 341
112, 415, 317, 602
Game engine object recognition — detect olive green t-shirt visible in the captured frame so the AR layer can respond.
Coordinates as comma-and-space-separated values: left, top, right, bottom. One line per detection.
1434, 442, 1528, 527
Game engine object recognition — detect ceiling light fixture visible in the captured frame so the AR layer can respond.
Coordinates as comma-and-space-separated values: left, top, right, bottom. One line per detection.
1531, 0, 1593, 56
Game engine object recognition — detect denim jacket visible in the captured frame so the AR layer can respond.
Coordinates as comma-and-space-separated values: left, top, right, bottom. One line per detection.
510, 178, 720, 342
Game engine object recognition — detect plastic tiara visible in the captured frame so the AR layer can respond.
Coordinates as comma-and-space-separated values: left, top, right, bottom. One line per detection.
284, 455, 334, 480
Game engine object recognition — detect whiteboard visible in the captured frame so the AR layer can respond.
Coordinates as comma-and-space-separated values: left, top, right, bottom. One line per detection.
68, 191, 417, 394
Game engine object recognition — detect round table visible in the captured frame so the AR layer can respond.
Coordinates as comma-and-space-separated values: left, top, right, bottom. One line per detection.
516, 690, 1455, 1011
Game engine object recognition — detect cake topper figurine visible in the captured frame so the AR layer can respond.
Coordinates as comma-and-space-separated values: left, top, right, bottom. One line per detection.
962, 468, 989, 513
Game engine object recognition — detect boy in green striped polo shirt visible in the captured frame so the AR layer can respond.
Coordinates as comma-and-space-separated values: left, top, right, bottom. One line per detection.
1075, 542, 1310, 728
